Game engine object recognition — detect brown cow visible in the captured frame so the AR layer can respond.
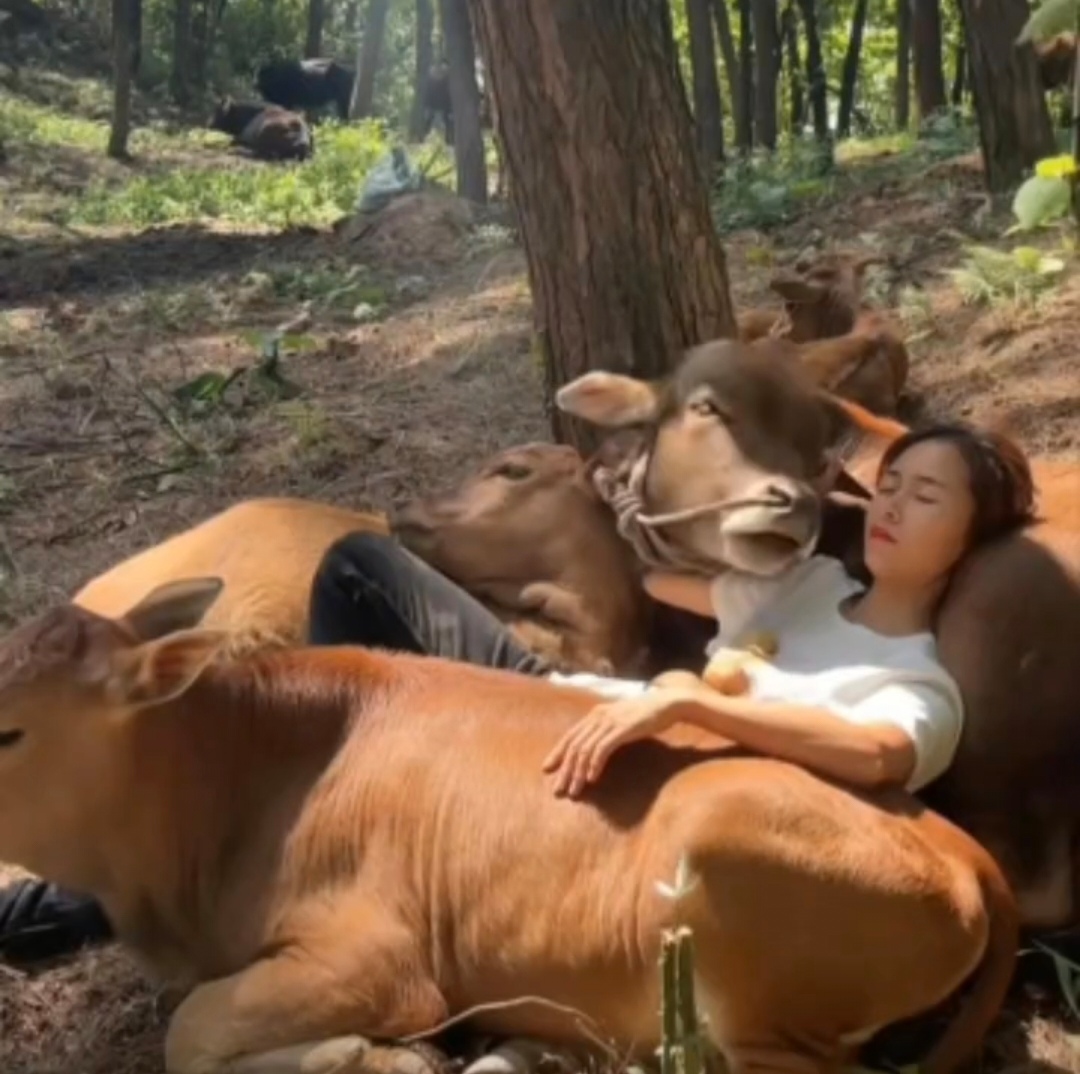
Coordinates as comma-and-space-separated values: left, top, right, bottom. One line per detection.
72, 446, 648, 677
737, 250, 886, 343
0, 579, 1018, 1074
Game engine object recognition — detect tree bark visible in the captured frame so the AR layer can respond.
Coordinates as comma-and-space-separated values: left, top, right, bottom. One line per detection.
781, 2, 803, 133
408, 0, 435, 139
469, 0, 736, 453
686, 0, 724, 172
108, 0, 138, 158
737, 0, 754, 151
950, 41, 965, 106
895, 0, 910, 130
751, 0, 780, 149
911, 0, 946, 122
795, 0, 829, 143
710, 0, 742, 133
349, 0, 390, 118
441, 0, 486, 202
305, 0, 326, 57
956, 0, 1055, 190
836, 0, 868, 139
169, 0, 192, 105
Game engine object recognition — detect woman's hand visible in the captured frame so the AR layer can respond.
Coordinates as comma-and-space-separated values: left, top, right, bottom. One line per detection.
542, 690, 683, 798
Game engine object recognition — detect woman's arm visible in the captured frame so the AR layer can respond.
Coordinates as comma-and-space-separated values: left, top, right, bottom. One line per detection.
665, 691, 917, 788
543, 678, 960, 798
642, 571, 715, 618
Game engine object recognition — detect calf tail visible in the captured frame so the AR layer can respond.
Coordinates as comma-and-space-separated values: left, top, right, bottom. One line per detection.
920, 849, 1019, 1074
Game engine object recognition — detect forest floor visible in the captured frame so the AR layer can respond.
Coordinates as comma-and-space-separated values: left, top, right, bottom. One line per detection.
2, 43, 1080, 1074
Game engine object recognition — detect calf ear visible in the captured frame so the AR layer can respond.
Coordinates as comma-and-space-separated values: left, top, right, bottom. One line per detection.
769, 275, 823, 303
106, 629, 228, 710
120, 578, 225, 642
555, 371, 660, 427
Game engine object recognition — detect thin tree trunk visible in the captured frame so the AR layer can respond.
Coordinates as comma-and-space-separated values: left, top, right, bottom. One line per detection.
737, 0, 754, 152
911, 0, 946, 122
950, 41, 965, 106
408, 0, 435, 139
896, 0, 911, 130
782, 2, 803, 133
441, 0, 486, 202
469, 0, 737, 453
305, 0, 326, 57
836, 0, 868, 138
108, 0, 137, 158
795, 0, 829, 143
170, 0, 192, 106
752, 0, 780, 149
955, 0, 1055, 190
710, 0, 742, 132
686, 0, 724, 172
349, 0, 390, 118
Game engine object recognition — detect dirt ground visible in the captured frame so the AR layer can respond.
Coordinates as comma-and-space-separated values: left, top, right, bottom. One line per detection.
2, 87, 1080, 1074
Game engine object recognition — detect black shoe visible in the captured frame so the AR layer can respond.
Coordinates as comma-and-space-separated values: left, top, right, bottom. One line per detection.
0, 879, 115, 967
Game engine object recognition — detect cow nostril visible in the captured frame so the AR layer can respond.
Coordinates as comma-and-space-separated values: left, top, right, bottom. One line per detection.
766, 485, 796, 509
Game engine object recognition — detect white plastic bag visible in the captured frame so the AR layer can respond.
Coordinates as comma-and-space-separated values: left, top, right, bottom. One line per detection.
356, 146, 423, 214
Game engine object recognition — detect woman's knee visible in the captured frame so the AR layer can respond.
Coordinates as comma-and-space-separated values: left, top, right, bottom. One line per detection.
314, 531, 406, 596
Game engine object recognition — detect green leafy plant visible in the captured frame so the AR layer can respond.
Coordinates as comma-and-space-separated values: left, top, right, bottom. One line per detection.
947, 244, 1066, 307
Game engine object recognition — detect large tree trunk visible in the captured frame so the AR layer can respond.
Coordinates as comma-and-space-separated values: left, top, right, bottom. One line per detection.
710, 0, 742, 133
169, 0, 192, 106
895, 0, 910, 130
108, 0, 138, 158
795, 0, 829, 143
305, 0, 326, 57
751, 0, 780, 149
469, 0, 736, 453
441, 0, 486, 202
686, 0, 724, 172
408, 0, 435, 140
911, 0, 946, 121
956, 0, 1055, 190
737, 0, 754, 151
836, 0, 868, 138
349, 0, 390, 118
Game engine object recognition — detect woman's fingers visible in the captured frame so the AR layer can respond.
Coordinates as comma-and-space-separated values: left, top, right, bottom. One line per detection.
556, 718, 612, 797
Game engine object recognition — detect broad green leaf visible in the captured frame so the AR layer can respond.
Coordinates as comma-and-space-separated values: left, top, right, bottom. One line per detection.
1017, 0, 1080, 45
1036, 153, 1080, 179
1011, 175, 1071, 230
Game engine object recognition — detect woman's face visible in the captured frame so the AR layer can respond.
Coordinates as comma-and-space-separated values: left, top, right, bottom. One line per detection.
865, 439, 977, 587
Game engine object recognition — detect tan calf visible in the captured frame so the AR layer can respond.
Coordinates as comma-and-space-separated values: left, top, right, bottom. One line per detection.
0, 580, 1018, 1074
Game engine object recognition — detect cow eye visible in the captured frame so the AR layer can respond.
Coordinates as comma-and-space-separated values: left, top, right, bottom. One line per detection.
691, 397, 729, 422
0, 729, 24, 750
495, 463, 531, 481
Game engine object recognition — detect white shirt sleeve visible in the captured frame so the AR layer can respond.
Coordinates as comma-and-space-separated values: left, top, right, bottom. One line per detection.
843, 680, 964, 793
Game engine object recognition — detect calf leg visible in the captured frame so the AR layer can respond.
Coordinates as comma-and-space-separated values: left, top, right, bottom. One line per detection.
165, 924, 447, 1074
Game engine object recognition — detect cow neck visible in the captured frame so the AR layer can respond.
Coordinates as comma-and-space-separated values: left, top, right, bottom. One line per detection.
103, 649, 370, 973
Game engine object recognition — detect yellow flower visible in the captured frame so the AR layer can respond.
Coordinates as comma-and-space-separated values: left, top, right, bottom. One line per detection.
1035, 154, 1079, 180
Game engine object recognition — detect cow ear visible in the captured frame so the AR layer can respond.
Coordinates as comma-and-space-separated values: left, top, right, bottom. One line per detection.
106, 629, 228, 711
120, 578, 224, 642
555, 371, 661, 427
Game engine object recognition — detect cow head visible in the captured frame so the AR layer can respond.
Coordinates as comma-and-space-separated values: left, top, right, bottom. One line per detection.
0, 579, 225, 881
555, 338, 901, 578
768, 250, 885, 341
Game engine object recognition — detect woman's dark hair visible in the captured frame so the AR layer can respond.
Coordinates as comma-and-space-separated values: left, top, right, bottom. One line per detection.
877, 421, 1037, 547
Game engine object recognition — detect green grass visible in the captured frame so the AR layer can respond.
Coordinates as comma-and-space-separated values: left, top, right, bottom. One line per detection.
72, 119, 396, 229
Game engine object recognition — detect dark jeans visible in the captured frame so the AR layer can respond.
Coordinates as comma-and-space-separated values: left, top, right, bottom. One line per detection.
0, 532, 549, 966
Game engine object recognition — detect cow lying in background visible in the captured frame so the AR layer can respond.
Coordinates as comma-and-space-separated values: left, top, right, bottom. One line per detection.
0, 576, 1017, 1074
209, 99, 313, 163
736, 250, 910, 414
255, 57, 355, 121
